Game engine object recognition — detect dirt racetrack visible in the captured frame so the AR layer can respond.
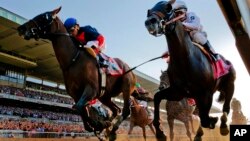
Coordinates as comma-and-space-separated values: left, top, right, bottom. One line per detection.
0, 129, 229, 141
0, 118, 230, 141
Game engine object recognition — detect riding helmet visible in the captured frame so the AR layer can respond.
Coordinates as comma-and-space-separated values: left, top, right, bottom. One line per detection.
172, 0, 187, 12
64, 17, 79, 31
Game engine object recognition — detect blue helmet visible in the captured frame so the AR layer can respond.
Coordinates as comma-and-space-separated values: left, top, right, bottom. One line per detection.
64, 18, 79, 31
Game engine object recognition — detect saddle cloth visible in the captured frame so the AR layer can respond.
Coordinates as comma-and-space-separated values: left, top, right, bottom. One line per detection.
193, 42, 231, 79
85, 48, 123, 76
99, 53, 123, 76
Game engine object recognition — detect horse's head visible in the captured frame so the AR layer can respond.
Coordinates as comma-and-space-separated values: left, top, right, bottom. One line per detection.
18, 7, 62, 40
159, 70, 170, 90
145, 0, 176, 36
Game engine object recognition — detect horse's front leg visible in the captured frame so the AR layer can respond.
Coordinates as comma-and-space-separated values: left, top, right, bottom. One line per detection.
109, 92, 131, 141
196, 93, 218, 129
74, 85, 95, 132
75, 85, 109, 132
153, 90, 167, 141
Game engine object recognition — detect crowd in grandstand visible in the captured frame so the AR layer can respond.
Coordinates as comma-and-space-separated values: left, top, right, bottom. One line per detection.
0, 85, 74, 105
0, 105, 81, 122
0, 84, 156, 138
0, 118, 84, 137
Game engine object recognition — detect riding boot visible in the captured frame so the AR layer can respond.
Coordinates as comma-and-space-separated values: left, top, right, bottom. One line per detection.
97, 54, 109, 68
203, 41, 219, 61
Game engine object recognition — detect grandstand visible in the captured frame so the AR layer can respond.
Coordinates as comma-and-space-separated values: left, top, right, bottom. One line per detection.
0, 6, 224, 140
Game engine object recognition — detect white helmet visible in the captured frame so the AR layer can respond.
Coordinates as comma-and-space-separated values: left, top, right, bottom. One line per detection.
172, 0, 187, 12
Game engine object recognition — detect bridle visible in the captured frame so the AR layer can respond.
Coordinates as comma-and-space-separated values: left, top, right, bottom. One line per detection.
26, 12, 80, 71
146, 5, 186, 36
28, 13, 70, 39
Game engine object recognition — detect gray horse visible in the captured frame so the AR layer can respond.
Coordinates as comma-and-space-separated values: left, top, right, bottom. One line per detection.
159, 70, 203, 141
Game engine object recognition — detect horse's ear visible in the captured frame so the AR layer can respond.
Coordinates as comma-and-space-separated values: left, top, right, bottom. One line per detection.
52, 6, 62, 18
147, 9, 152, 17
168, 0, 176, 4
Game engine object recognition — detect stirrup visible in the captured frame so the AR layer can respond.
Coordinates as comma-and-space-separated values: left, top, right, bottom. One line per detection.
210, 53, 219, 61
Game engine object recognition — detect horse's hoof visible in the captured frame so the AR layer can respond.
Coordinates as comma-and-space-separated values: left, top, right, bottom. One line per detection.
201, 117, 218, 129
194, 136, 202, 141
201, 121, 210, 128
220, 127, 229, 136
209, 117, 218, 129
109, 133, 117, 141
156, 130, 167, 141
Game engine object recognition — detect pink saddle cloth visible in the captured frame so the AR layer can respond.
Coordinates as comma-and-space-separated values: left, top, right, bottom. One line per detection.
194, 42, 231, 79
99, 53, 124, 76
212, 58, 231, 79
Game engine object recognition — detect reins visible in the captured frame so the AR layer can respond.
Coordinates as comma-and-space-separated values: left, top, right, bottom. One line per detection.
163, 13, 185, 26
123, 55, 163, 75
123, 14, 185, 75
49, 19, 81, 71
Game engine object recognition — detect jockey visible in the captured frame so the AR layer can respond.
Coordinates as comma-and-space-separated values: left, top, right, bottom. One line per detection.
64, 17, 108, 67
133, 82, 153, 118
172, 0, 219, 61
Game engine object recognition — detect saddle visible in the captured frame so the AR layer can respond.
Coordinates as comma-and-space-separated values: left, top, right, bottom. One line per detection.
85, 48, 123, 76
193, 42, 232, 79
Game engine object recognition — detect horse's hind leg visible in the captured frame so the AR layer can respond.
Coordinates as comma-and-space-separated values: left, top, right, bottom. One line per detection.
219, 74, 235, 136
128, 122, 134, 134
183, 119, 192, 141
194, 125, 203, 141
142, 127, 146, 141
189, 115, 196, 134
167, 117, 174, 141
148, 122, 156, 135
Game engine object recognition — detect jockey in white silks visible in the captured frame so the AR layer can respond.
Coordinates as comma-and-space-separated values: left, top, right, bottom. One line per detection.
170, 0, 219, 61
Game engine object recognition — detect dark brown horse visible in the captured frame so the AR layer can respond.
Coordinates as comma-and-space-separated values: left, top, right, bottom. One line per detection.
160, 70, 203, 141
17, 7, 136, 141
128, 95, 155, 140
145, 1, 236, 140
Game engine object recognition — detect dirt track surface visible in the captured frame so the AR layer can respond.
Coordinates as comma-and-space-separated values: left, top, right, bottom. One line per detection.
0, 131, 229, 141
